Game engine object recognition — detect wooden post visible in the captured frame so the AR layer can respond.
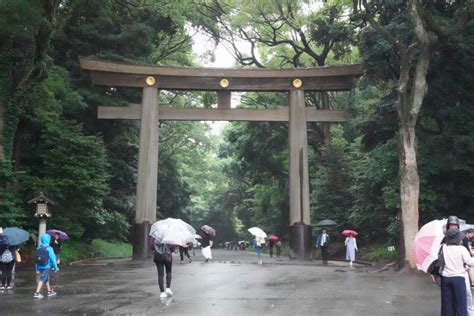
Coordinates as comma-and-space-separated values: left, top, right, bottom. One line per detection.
288, 89, 312, 260
217, 91, 231, 109
133, 87, 159, 260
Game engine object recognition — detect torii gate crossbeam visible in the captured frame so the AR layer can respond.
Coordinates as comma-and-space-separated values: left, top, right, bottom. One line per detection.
80, 57, 362, 260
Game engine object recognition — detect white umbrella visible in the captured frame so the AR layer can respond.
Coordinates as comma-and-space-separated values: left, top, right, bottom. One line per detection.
149, 218, 196, 246
248, 227, 267, 238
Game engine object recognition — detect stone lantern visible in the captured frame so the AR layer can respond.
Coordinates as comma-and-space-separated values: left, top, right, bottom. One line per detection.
28, 192, 57, 239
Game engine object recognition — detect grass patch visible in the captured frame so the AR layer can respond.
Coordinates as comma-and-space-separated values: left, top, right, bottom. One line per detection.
362, 244, 398, 262
60, 239, 131, 264
91, 239, 132, 258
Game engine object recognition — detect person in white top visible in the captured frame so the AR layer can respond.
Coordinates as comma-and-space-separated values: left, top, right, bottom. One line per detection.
440, 228, 474, 316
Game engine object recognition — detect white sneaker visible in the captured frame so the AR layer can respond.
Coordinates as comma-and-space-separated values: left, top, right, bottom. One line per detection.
165, 288, 173, 296
160, 292, 167, 298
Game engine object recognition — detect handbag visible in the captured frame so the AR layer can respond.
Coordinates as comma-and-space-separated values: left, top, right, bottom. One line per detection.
15, 250, 21, 263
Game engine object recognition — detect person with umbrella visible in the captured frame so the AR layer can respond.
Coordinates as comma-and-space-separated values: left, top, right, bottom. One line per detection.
343, 230, 358, 267
149, 218, 195, 298
248, 227, 267, 265
268, 235, 279, 258
442, 216, 474, 315
440, 227, 474, 316
47, 230, 68, 265
316, 228, 330, 265
151, 237, 175, 298
1, 227, 29, 290
0, 227, 17, 290
200, 225, 216, 263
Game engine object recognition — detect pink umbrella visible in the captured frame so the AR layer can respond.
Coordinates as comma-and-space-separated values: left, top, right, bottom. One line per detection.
413, 219, 446, 273
342, 229, 358, 237
268, 235, 280, 241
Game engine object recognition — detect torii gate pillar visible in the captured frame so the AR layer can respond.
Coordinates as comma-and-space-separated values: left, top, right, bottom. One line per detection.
288, 90, 312, 259
133, 87, 159, 260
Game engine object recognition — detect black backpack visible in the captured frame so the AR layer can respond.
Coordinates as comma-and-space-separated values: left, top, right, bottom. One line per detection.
428, 245, 445, 278
35, 246, 50, 265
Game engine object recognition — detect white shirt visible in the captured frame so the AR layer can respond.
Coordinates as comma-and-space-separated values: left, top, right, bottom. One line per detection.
321, 233, 327, 246
441, 244, 474, 277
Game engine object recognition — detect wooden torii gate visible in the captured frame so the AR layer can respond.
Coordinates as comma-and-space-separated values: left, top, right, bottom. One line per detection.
80, 57, 362, 260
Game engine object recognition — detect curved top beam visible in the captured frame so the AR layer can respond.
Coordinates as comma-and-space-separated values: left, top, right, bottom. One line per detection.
79, 57, 363, 78
79, 57, 363, 91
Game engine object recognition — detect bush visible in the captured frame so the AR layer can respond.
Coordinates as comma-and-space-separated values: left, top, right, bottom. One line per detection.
60, 239, 131, 264
91, 239, 132, 258
363, 244, 398, 262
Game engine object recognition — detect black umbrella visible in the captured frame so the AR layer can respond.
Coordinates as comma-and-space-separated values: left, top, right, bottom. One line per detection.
315, 219, 337, 227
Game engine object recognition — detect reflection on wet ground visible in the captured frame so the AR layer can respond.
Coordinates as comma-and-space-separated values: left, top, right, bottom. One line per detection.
1, 249, 440, 315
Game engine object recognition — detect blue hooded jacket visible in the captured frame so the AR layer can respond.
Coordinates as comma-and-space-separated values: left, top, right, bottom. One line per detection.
35, 234, 58, 271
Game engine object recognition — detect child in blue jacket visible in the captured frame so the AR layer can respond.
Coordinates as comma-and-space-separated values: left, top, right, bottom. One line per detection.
34, 234, 59, 298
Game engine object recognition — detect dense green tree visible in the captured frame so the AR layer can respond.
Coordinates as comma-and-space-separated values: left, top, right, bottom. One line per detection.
354, 0, 474, 267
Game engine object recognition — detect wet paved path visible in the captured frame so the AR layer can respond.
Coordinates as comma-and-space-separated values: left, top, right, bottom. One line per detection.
2, 249, 441, 315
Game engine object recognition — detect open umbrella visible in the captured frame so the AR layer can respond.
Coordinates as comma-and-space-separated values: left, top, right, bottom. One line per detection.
3, 227, 30, 245
200, 225, 216, 236
342, 229, 358, 237
268, 234, 280, 241
248, 227, 267, 239
413, 219, 445, 273
149, 218, 196, 246
47, 229, 69, 240
315, 219, 337, 227
461, 224, 474, 233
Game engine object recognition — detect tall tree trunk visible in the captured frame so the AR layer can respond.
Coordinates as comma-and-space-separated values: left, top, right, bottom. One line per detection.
398, 122, 420, 268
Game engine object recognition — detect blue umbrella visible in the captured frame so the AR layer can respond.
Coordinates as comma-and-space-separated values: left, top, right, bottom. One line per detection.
3, 227, 30, 245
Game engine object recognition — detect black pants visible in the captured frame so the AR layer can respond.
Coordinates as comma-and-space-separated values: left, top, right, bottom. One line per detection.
321, 246, 328, 264
179, 247, 190, 261
1, 261, 15, 287
154, 260, 172, 292
269, 245, 274, 258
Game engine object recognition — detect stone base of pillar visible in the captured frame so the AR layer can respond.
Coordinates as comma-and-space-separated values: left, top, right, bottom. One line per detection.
289, 223, 312, 260
132, 221, 152, 260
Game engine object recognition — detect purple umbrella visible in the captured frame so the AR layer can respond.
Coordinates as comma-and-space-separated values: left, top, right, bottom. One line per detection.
46, 229, 69, 240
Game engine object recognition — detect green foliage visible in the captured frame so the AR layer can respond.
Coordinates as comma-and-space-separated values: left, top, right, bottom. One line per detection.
90, 239, 132, 258
363, 244, 398, 262
60, 239, 132, 263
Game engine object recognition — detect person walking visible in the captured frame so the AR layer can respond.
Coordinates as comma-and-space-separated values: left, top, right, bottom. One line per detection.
275, 240, 282, 258
0, 227, 17, 290
268, 240, 275, 258
440, 228, 474, 316
316, 228, 330, 265
34, 234, 59, 298
50, 233, 62, 265
345, 233, 357, 267
200, 229, 213, 262
151, 237, 174, 298
179, 243, 191, 264
255, 236, 265, 265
